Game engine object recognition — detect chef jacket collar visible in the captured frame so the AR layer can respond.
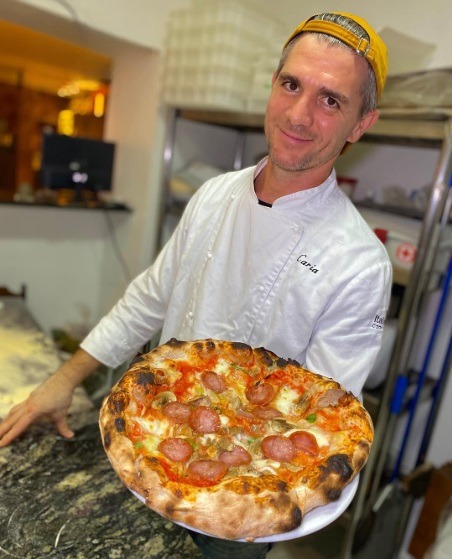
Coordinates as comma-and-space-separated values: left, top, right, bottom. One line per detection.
252, 156, 337, 208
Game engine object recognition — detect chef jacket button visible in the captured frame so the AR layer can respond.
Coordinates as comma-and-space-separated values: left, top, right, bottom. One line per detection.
188, 311, 194, 318
207, 252, 212, 259
231, 194, 236, 200
259, 285, 265, 292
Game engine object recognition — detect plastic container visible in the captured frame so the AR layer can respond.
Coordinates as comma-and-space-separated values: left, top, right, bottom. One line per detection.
162, 0, 286, 111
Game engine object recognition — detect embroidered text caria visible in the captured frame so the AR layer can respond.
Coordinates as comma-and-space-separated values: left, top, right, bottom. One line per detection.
297, 255, 319, 274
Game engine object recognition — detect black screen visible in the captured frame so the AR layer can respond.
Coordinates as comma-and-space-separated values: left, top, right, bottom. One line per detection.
41, 133, 116, 192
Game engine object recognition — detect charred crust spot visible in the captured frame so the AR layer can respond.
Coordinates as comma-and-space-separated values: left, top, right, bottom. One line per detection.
291, 505, 303, 526
266, 494, 301, 531
109, 392, 128, 413
130, 352, 145, 365
276, 357, 301, 368
319, 454, 353, 483
324, 487, 342, 502
194, 340, 216, 353
174, 489, 183, 499
103, 431, 111, 448
136, 372, 156, 387
231, 341, 252, 352
255, 347, 275, 366
288, 357, 301, 367
276, 480, 288, 492
166, 338, 184, 347
276, 357, 289, 368
114, 417, 126, 433
228, 477, 281, 496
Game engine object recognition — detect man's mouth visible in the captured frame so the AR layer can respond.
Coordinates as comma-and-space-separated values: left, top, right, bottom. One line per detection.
280, 127, 314, 143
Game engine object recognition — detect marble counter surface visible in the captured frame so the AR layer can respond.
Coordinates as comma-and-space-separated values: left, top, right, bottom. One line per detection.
0, 416, 202, 559
0, 298, 202, 558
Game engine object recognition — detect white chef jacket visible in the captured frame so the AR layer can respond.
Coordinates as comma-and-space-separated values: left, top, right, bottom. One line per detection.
81, 160, 392, 396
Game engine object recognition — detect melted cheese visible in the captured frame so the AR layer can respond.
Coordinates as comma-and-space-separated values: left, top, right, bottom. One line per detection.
305, 426, 331, 447
135, 417, 171, 438
161, 363, 183, 385
273, 386, 300, 415
270, 423, 330, 448
253, 458, 281, 474
214, 358, 231, 375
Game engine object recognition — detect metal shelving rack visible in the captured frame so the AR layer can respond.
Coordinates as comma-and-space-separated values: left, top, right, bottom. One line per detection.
340, 115, 452, 558
159, 106, 452, 558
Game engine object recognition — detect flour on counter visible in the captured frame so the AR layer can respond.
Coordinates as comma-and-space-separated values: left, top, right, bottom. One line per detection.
0, 325, 93, 418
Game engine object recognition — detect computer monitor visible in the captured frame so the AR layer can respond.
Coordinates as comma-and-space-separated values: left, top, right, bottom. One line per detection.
41, 133, 116, 197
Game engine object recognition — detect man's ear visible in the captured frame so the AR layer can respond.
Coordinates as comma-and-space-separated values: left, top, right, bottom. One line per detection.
347, 109, 379, 144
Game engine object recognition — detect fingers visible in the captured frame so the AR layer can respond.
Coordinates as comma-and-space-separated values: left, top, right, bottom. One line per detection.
54, 415, 74, 439
0, 409, 73, 446
0, 409, 35, 447
0, 402, 72, 446
0, 403, 28, 436
0, 385, 75, 447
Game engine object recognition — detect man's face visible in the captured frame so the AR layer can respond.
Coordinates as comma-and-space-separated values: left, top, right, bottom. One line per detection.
265, 34, 375, 176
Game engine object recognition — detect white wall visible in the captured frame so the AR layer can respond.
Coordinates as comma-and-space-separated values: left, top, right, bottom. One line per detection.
0, 206, 107, 333
12, 0, 187, 51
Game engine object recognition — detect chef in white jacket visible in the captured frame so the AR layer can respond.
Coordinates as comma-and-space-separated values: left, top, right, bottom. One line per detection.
84, 159, 390, 397
0, 10, 391, 559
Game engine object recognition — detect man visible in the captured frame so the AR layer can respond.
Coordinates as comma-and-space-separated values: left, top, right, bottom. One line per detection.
0, 11, 391, 559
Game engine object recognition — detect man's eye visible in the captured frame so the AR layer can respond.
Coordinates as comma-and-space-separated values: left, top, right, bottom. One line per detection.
325, 97, 338, 108
283, 81, 298, 92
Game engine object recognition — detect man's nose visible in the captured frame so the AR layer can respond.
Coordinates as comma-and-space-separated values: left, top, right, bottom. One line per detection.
286, 94, 314, 127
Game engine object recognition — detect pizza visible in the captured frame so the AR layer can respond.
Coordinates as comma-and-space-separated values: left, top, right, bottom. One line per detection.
99, 338, 373, 541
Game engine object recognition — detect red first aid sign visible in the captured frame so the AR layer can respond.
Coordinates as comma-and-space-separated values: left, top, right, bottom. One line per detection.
395, 242, 417, 263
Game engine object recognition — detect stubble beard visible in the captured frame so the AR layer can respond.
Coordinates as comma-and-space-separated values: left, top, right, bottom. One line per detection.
266, 123, 348, 174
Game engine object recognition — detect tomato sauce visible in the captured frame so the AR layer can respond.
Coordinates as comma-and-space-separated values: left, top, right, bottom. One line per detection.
128, 422, 143, 443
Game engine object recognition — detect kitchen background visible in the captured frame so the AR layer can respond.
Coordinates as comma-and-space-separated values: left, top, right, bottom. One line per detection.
0, 1, 451, 558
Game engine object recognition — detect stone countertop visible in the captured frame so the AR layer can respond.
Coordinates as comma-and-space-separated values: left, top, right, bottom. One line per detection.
0, 298, 201, 558
0, 415, 201, 559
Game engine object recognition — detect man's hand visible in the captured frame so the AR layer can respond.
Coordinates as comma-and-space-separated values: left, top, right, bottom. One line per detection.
0, 348, 102, 447
0, 374, 75, 446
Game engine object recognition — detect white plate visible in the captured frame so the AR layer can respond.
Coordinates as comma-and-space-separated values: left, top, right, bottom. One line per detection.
130, 474, 358, 543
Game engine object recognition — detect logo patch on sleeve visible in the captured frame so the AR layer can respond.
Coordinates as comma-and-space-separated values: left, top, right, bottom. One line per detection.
371, 314, 385, 330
